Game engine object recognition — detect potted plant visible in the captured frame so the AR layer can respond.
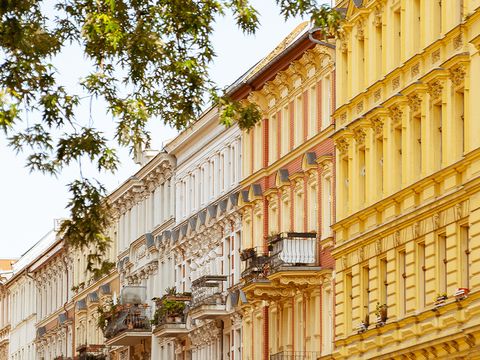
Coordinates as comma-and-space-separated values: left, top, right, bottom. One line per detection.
240, 248, 256, 261
434, 293, 448, 309
454, 288, 469, 301
374, 303, 387, 327
357, 314, 369, 334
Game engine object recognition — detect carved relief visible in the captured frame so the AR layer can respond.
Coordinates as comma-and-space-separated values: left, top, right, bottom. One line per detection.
411, 63, 420, 78
374, 89, 381, 103
353, 127, 367, 145
393, 230, 402, 248
407, 93, 422, 113
449, 65, 466, 87
453, 34, 463, 49
392, 76, 400, 90
427, 80, 443, 100
389, 105, 403, 124
356, 101, 364, 114
370, 117, 384, 135
375, 238, 382, 255
432, 49, 441, 64
335, 137, 349, 155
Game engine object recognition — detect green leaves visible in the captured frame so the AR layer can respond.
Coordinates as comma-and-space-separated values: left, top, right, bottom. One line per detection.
0, 0, 340, 277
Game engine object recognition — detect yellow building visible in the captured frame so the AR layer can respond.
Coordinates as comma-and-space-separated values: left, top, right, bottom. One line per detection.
235, 23, 336, 360
330, 0, 480, 358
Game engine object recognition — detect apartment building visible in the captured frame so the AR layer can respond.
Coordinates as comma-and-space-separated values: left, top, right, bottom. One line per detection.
31, 236, 74, 359
230, 22, 336, 360
158, 106, 242, 360
0, 259, 14, 359
331, 0, 480, 358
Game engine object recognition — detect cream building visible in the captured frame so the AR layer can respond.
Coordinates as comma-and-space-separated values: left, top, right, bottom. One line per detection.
8, 230, 57, 360
104, 150, 176, 359
0, 260, 14, 360
31, 235, 74, 360
157, 107, 243, 360
330, 0, 480, 358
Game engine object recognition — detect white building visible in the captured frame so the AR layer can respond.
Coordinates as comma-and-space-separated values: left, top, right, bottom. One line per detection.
159, 106, 243, 360
8, 230, 57, 360
31, 235, 74, 360
108, 151, 176, 359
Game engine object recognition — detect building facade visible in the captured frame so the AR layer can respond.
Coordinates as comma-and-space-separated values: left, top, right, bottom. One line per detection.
106, 150, 176, 360
7, 230, 57, 360
31, 237, 74, 360
331, 0, 480, 358
232, 23, 337, 360
160, 106, 243, 360
0, 260, 14, 360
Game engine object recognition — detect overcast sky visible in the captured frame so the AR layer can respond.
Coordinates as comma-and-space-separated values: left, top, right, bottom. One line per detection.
0, 0, 325, 259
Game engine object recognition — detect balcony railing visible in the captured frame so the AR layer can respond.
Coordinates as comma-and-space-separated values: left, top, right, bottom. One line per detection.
103, 304, 151, 340
270, 351, 322, 360
191, 275, 227, 307
267, 232, 317, 269
240, 247, 269, 280
152, 295, 190, 337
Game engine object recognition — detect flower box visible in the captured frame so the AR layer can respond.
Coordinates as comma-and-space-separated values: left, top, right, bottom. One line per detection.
454, 288, 469, 301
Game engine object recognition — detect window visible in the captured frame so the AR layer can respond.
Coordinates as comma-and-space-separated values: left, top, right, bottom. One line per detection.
376, 134, 384, 196
437, 233, 447, 295
376, 19, 383, 79
398, 249, 406, 316
417, 241, 426, 308
358, 33, 365, 90
269, 114, 278, 163
413, 0, 421, 52
341, 156, 349, 215
341, 50, 348, 101
361, 265, 370, 324
321, 176, 331, 237
394, 125, 402, 189
309, 86, 317, 137
413, 115, 422, 179
323, 75, 331, 128
393, 8, 401, 66
308, 181, 318, 233
434, 0, 442, 37
345, 272, 353, 334
433, 102, 443, 170
455, 90, 465, 159
294, 95, 303, 147
379, 258, 388, 306
281, 105, 289, 156
358, 146, 366, 207
460, 224, 470, 289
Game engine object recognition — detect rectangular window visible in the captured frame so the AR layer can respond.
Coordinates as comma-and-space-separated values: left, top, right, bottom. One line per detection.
269, 114, 277, 164
393, 8, 401, 65
323, 75, 331, 128
295, 96, 303, 147
358, 146, 366, 207
398, 249, 406, 316
413, 0, 421, 52
437, 233, 447, 295
433, 103, 443, 170
376, 135, 384, 195
460, 224, 470, 289
345, 272, 353, 334
434, 0, 442, 36
417, 241, 426, 308
309, 86, 317, 137
342, 156, 349, 215
342, 51, 348, 101
281, 106, 289, 156
395, 125, 402, 189
455, 90, 465, 158
376, 23, 383, 79
379, 257, 388, 306
358, 36, 365, 90
361, 265, 370, 324
413, 115, 422, 179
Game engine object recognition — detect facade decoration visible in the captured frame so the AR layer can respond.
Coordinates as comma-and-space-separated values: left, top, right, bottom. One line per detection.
231, 22, 336, 360
330, 0, 480, 358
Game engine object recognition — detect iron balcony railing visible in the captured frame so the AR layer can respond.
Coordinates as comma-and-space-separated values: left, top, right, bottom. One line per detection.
270, 351, 322, 360
240, 246, 269, 280
190, 275, 228, 308
103, 304, 151, 339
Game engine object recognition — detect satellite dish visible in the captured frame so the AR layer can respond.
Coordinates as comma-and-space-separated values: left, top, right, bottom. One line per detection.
353, 0, 363, 7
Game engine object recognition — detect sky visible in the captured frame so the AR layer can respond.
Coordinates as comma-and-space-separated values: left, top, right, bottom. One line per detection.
0, 0, 326, 259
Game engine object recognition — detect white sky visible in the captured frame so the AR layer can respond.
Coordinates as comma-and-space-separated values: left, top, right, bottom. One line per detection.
0, 0, 325, 258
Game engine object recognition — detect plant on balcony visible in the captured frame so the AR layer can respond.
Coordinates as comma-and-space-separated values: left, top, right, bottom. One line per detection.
152, 298, 186, 325
240, 247, 256, 261
357, 314, 369, 334
454, 288, 469, 301
434, 293, 448, 309
374, 303, 387, 327
96, 300, 120, 333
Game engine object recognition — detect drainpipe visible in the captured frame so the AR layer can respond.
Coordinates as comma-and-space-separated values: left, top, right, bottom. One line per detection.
62, 254, 70, 359
308, 24, 336, 49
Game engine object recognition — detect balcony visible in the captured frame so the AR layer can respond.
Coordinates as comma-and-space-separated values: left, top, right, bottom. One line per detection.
152, 294, 191, 338
103, 304, 152, 346
270, 351, 321, 360
240, 247, 270, 282
267, 232, 318, 271
189, 275, 228, 320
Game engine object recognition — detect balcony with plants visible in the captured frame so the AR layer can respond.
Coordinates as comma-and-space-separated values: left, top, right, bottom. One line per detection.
189, 275, 228, 320
151, 287, 191, 338
98, 300, 152, 346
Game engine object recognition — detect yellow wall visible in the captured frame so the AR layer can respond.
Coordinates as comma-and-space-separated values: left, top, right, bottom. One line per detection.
331, 0, 480, 358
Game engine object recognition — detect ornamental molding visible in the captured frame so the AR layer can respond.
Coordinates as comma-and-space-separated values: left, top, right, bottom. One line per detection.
335, 137, 349, 155
370, 117, 384, 135
189, 321, 221, 348
449, 64, 466, 87
353, 127, 367, 145
407, 93, 422, 113
388, 105, 403, 124
427, 79, 443, 100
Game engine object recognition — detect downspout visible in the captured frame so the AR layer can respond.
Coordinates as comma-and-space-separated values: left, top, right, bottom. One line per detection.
62, 254, 70, 358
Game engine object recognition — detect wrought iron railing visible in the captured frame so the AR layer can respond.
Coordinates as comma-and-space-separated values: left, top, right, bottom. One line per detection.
270, 351, 322, 360
240, 246, 269, 280
103, 305, 151, 339
190, 275, 227, 308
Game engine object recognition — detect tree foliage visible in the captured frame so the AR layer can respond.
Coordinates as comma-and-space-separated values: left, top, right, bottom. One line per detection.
0, 0, 342, 275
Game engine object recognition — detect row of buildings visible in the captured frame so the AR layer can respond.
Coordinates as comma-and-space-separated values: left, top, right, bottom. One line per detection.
2, 0, 480, 359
